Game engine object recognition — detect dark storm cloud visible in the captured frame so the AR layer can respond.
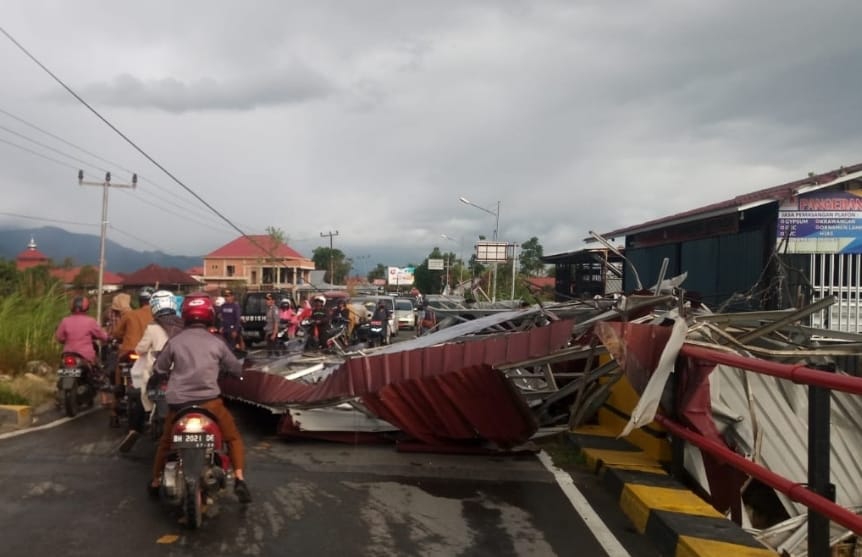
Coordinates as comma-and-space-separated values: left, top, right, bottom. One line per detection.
77, 67, 334, 112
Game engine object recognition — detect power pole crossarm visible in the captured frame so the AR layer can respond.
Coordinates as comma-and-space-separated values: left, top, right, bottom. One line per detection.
78, 170, 137, 322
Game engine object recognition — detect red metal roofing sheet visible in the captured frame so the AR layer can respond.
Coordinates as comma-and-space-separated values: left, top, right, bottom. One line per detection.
206, 235, 306, 259
223, 319, 573, 447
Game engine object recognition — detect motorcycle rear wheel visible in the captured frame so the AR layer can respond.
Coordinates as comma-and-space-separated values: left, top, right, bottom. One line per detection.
184, 479, 203, 529
63, 388, 78, 417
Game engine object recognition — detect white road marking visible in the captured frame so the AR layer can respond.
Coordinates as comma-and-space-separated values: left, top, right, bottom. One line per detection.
537, 450, 632, 557
0, 407, 98, 441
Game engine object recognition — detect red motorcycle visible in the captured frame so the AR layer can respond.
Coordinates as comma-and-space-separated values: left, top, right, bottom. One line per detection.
158, 405, 233, 528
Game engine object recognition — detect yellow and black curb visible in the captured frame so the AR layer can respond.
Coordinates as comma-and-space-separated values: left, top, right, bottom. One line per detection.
569, 424, 777, 557
0, 404, 32, 428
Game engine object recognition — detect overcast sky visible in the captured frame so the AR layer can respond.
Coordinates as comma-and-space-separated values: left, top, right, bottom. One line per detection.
2, 1, 861, 269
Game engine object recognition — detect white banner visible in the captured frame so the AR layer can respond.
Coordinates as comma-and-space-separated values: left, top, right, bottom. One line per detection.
387, 266, 415, 285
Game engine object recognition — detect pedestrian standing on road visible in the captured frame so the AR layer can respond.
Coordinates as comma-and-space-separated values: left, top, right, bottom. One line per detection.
219, 289, 243, 351
263, 293, 280, 356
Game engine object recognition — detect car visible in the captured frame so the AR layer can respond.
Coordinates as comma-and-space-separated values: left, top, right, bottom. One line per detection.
394, 297, 416, 330
240, 290, 289, 344
351, 295, 398, 338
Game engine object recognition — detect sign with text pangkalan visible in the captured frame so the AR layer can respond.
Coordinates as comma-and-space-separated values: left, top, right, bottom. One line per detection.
778, 188, 862, 253
387, 266, 415, 285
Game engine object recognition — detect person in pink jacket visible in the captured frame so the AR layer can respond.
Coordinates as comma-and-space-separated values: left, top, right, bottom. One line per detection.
55, 296, 109, 364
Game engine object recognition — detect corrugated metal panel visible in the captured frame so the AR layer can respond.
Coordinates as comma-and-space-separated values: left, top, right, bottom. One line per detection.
716, 229, 765, 307
680, 236, 719, 299
624, 244, 679, 292
222, 319, 572, 447
711, 364, 862, 516
360, 365, 537, 448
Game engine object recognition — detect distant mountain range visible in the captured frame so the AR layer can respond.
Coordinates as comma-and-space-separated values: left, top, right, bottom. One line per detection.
0, 226, 202, 273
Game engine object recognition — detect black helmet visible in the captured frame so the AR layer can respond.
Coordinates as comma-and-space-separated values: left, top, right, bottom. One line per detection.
71, 296, 90, 314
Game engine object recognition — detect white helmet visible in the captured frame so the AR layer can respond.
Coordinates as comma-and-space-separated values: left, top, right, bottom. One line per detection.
149, 289, 177, 318
214, 296, 226, 307
313, 295, 326, 304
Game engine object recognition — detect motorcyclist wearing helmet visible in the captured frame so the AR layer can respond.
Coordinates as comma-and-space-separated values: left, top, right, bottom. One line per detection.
307, 295, 329, 348
118, 290, 184, 453
278, 298, 297, 339
111, 287, 155, 425
150, 295, 251, 503
54, 296, 109, 365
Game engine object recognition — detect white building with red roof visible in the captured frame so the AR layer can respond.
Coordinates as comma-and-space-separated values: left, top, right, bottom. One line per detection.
202, 235, 315, 291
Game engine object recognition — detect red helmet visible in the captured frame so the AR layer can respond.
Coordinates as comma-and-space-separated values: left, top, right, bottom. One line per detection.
71, 296, 90, 313
181, 294, 214, 326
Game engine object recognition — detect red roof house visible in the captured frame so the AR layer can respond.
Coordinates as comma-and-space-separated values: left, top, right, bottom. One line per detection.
202, 235, 315, 291
122, 264, 201, 290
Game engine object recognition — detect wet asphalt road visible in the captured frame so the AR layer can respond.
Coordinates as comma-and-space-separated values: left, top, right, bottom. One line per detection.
0, 384, 660, 556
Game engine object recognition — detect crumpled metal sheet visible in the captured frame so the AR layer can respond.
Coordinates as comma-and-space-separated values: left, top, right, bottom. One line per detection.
360, 365, 538, 448
221, 319, 573, 407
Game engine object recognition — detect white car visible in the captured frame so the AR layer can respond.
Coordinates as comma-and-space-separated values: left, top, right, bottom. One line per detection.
394, 297, 416, 330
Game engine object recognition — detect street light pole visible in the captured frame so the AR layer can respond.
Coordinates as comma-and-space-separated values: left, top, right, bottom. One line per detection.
78, 170, 137, 322
459, 197, 502, 301
441, 234, 464, 285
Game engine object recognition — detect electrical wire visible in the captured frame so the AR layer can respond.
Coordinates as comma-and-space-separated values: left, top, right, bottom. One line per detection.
0, 136, 81, 171
0, 106, 252, 230
0, 26, 251, 242
0, 211, 97, 228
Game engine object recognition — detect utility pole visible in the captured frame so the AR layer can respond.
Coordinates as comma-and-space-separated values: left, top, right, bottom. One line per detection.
319, 230, 339, 285
78, 170, 137, 323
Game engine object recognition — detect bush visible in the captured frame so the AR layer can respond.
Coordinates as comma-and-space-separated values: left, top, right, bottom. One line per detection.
0, 285, 69, 374
0, 382, 29, 405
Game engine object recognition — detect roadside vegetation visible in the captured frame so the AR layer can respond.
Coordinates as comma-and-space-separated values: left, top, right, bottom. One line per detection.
0, 260, 74, 405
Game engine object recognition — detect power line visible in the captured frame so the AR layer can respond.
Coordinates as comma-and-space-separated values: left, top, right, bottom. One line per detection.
0, 106, 249, 229
0, 210, 97, 228
0, 136, 81, 171
0, 123, 110, 174
0, 26, 250, 242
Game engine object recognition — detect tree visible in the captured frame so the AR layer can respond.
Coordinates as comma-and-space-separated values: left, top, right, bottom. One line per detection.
312, 247, 351, 285
73, 265, 99, 290
519, 237, 546, 276
265, 226, 287, 247
0, 259, 18, 297
368, 263, 387, 282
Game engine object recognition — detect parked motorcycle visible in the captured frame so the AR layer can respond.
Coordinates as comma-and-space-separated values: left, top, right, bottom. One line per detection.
56, 352, 103, 417
158, 406, 233, 529
298, 317, 348, 353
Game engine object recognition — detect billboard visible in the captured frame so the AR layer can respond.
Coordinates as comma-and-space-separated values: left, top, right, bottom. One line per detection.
387, 266, 415, 285
777, 188, 862, 253
475, 241, 513, 263
427, 258, 444, 270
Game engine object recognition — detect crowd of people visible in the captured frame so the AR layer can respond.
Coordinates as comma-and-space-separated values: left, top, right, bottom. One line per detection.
53, 286, 252, 504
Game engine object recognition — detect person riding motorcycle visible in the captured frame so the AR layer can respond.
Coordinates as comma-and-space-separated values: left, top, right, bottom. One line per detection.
54, 296, 109, 368
149, 295, 251, 503
307, 295, 329, 345
118, 290, 184, 453
278, 298, 297, 339
110, 287, 155, 426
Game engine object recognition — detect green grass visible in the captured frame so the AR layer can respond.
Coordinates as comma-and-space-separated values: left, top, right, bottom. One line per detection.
537, 432, 587, 470
0, 285, 69, 375
0, 382, 30, 405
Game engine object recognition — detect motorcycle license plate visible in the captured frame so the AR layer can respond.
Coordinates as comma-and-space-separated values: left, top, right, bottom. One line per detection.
58, 368, 82, 378
172, 432, 215, 449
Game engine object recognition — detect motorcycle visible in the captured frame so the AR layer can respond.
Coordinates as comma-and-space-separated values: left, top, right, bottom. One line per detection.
146, 374, 169, 441
298, 317, 348, 353
158, 405, 233, 529
56, 352, 104, 417
114, 351, 141, 427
